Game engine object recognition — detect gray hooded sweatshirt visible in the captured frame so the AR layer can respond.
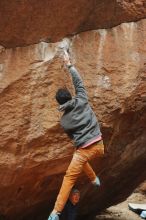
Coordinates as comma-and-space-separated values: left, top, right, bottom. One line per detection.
59, 66, 102, 148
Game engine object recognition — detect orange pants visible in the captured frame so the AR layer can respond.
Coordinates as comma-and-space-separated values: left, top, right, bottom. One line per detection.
54, 140, 104, 212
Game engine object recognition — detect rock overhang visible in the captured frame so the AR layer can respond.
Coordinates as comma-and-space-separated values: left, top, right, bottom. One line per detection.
0, 0, 146, 48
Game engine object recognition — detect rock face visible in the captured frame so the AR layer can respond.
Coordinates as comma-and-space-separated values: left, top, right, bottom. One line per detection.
0, 1, 146, 220
0, 0, 146, 47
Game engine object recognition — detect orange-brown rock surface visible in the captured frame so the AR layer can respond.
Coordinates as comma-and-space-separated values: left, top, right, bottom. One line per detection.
0, 0, 146, 47
0, 1, 146, 220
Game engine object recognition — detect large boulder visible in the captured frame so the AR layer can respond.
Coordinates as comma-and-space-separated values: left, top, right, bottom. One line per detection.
0, 1, 146, 219
0, 0, 146, 47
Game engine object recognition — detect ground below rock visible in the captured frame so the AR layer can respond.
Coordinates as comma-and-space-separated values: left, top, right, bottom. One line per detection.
96, 192, 146, 220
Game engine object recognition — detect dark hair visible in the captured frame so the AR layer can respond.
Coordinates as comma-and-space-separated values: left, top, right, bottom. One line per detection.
71, 188, 80, 195
55, 88, 72, 105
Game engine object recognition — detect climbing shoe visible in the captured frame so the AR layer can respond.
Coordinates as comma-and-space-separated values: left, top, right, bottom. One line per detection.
92, 176, 101, 187
48, 212, 60, 220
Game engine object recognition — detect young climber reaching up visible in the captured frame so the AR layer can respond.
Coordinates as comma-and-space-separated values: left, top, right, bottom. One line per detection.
48, 51, 104, 220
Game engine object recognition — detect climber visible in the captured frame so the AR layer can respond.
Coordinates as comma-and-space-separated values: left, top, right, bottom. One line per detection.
48, 50, 104, 220
60, 188, 80, 220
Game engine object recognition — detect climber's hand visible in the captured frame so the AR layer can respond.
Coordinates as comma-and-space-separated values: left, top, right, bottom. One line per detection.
63, 50, 71, 66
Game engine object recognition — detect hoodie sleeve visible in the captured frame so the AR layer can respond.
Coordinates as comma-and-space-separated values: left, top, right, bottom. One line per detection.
68, 65, 88, 100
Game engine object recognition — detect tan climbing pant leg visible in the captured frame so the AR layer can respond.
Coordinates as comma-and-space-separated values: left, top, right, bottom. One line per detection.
54, 140, 104, 212
83, 162, 96, 181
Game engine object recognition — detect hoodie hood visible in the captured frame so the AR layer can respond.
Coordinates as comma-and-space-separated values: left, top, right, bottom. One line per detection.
59, 99, 75, 112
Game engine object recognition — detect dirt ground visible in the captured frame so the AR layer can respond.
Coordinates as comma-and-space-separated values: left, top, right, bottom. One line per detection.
96, 192, 146, 220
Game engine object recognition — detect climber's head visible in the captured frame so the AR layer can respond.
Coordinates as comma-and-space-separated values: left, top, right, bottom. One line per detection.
55, 88, 72, 105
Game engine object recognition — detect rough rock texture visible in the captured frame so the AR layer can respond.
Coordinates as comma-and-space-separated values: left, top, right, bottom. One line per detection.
0, 7, 146, 220
0, 0, 146, 47
0, 18, 146, 219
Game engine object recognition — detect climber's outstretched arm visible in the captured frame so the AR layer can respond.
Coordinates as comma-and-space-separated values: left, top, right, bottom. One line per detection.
63, 52, 88, 100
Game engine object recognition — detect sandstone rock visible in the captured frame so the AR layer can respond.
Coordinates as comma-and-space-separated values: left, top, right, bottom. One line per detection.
0, 0, 146, 47
0, 17, 146, 219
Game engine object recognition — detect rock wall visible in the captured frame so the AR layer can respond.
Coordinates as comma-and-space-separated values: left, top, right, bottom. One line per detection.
0, 0, 146, 47
0, 1, 146, 220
